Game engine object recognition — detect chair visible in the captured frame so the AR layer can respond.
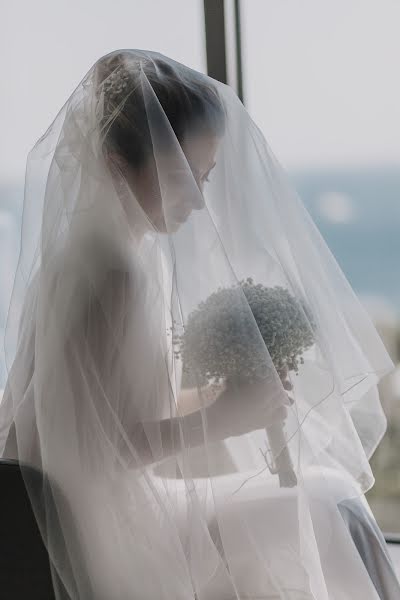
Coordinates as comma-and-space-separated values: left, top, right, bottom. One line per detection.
0, 459, 65, 599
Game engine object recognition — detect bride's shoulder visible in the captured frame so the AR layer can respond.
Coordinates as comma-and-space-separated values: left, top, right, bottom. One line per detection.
62, 232, 144, 290
52, 236, 147, 331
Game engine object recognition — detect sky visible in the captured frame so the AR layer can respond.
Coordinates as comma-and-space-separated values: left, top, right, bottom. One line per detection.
1, 0, 206, 183
242, 0, 400, 170
1, 1, 399, 183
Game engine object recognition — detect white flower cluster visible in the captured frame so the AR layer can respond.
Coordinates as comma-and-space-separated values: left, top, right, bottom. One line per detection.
101, 68, 132, 109
173, 278, 315, 386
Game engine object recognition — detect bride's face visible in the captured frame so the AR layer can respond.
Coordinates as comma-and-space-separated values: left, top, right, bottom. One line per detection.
123, 133, 219, 233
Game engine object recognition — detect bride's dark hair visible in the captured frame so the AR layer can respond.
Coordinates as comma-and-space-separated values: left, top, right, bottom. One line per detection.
95, 50, 225, 170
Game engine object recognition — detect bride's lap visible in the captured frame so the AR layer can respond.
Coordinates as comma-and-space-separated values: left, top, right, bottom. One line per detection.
203, 469, 387, 599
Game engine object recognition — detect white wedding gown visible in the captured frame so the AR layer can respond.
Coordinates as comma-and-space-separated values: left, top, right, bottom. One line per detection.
0, 239, 398, 600
1, 48, 399, 599
0, 228, 397, 600
145, 243, 400, 600
150, 456, 400, 599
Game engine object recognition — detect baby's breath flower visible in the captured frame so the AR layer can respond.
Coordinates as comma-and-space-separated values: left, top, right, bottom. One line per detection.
173, 278, 315, 386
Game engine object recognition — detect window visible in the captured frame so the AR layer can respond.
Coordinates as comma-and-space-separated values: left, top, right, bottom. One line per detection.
0, 0, 206, 386
241, 0, 400, 534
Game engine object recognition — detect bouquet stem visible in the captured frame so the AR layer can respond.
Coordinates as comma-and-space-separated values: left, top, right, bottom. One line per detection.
265, 422, 297, 488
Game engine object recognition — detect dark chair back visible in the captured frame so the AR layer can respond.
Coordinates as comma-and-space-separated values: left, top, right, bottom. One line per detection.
0, 459, 60, 599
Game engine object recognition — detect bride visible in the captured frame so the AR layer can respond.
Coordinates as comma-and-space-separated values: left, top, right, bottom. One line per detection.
0, 49, 398, 599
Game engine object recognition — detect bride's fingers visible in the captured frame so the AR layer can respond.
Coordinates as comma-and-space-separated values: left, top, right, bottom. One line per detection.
284, 394, 294, 406
282, 379, 293, 391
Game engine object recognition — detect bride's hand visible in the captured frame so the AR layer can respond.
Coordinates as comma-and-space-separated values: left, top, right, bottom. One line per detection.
208, 377, 289, 439
177, 380, 227, 415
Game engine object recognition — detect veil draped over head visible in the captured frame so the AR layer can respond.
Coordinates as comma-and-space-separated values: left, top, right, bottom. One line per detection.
0, 49, 394, 599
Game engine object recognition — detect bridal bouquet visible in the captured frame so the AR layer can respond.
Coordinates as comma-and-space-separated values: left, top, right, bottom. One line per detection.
174, 278, 314, 387
173, 278, 315, 486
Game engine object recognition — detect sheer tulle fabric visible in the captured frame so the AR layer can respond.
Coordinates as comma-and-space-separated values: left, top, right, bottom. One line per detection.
0, 50, 394, 599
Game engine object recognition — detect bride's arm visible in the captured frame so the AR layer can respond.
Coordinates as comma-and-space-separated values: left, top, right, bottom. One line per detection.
130, 381, 287, 466
83, 268, 286, 467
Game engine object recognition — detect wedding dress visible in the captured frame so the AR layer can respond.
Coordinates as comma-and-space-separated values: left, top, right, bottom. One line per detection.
0, 48, 398, 599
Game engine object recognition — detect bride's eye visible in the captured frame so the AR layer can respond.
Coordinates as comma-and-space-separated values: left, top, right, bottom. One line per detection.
202, 162, 216, 185
202, 169, 214, 184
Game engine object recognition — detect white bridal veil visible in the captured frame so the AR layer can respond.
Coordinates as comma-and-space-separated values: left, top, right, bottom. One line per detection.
0, 49, 396, 599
